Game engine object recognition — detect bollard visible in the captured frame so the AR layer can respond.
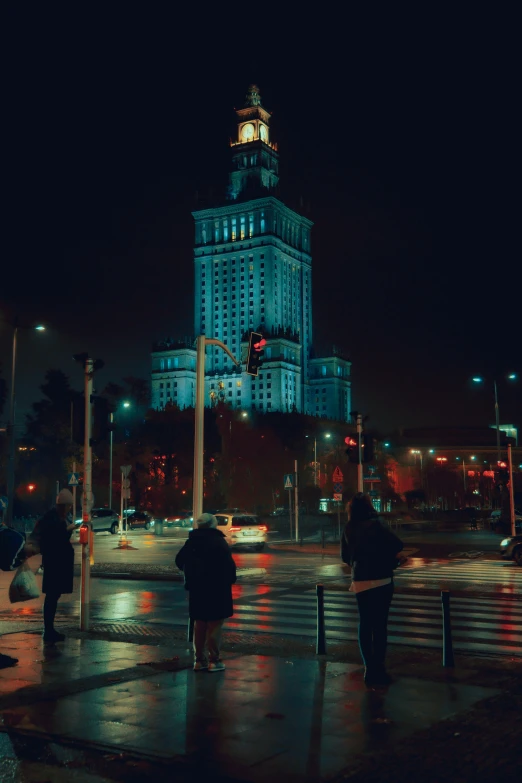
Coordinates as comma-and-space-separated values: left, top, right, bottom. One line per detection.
316, 584, 327, 655
187, 616, 194, 645
441, 590, 455, 668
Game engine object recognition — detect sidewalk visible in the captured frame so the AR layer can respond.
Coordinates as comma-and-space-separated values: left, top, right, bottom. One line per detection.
1, 623, 521, 782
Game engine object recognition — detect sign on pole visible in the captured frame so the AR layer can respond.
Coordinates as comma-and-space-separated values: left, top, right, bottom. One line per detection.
332, 466, 344, 483
68, 472, 80, 487
333, 493, 343, 501
121, 465, 132, 478
122, 477, 131, 500
284, 473, 294, 490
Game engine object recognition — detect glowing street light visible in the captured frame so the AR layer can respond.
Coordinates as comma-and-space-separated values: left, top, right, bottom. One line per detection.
122, 401, 131, 408
471, 373, 518, 461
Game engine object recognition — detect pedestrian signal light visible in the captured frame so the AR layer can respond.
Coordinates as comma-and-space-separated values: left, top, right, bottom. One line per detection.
246, 331, 265, 376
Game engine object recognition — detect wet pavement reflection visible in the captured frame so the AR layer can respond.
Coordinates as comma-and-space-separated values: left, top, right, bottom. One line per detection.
0, 634, 499, 782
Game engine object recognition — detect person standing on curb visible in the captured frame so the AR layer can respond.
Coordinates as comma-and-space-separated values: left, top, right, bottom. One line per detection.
341, 493, 405, 686
175, 513, 236, 672
31, 489, 76, 644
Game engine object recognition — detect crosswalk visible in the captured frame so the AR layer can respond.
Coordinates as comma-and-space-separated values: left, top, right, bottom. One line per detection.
395, 559, 522, 590
221, 587, 522, 656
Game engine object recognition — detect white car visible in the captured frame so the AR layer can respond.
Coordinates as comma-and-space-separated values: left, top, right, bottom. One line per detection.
214, 512, 267, 551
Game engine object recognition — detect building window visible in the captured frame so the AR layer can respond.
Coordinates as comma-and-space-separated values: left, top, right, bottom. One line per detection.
231, 217, 237, 241
322, 366, 326, 376
214, 221, 219, 242
249, 214, 254, 237
240, 215, 245, 240
223, 219, 229, 241
160, 359, 165, 370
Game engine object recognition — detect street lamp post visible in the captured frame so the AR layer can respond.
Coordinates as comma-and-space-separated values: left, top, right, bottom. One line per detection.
109, 401, 130, 510
5, 321, 45, 526
472, 374, 518, 463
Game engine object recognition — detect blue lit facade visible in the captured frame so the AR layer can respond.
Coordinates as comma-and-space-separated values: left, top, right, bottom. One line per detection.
151, 86, 351, 421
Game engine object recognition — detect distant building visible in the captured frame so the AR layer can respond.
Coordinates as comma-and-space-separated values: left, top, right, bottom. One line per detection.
151, 85, 351, 420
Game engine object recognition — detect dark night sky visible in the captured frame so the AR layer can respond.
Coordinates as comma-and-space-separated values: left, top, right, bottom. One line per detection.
2, 9, 520, 434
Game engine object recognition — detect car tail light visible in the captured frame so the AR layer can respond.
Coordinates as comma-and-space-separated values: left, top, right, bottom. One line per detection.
258, 525, 268, 532
230, 526, 241, 532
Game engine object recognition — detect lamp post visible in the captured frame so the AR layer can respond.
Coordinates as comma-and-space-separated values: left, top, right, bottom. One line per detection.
307, 432, 331, 487
472, 374, 518, 463
5, 321, 45, 525
109, 401, 131, 509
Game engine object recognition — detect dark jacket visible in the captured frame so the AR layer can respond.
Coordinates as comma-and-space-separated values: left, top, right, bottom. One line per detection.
175, 528, 236, 621
341, 517, 403, 581
32, 508, 74, 594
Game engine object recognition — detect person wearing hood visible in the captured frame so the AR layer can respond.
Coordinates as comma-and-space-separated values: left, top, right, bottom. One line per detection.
30, 489, 76, 644
341, 493, 406, 686
175, 513, 236, 672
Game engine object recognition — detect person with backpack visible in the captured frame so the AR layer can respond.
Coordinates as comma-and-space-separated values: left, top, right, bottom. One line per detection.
175, 513, 236, 672
341, 493, 406, 686
31, 489, 76, 644
0, 509, 27, 668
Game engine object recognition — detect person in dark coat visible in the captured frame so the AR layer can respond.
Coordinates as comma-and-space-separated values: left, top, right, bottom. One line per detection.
341, 493, 406, 686
175, 513, 236, 672
32, 489, 76, 644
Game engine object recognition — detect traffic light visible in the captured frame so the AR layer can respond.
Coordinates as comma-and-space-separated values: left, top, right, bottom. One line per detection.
91, 396, 115, 445
496, 463, 509, 487
246, 331, 266, 376
362, 434, 374, 463
345, 436, 358, 464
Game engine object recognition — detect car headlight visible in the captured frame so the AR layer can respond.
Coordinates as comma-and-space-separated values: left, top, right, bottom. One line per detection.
500, 538, 511, 547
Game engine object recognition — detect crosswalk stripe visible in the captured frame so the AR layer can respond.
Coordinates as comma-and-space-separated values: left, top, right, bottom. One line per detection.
222, 588, 522, 656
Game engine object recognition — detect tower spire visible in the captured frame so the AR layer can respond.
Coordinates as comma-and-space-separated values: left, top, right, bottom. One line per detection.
245, 84, 262, 107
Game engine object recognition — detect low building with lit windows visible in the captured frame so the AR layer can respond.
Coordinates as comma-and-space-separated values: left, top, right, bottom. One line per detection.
151, 85, 351, 421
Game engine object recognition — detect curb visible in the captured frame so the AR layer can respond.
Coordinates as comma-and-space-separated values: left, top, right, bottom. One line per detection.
89, 567, 267, 582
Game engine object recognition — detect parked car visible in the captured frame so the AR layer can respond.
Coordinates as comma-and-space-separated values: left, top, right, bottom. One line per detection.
74, 508, 121, 534
213, 512, 267, 551
499, 534, 522, 566
126, 511, 155, 530
164, 514, 193, 528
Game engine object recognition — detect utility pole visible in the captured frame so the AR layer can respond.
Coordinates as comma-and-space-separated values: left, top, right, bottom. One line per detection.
357, 414, 363, 493
80, 357, 93, 631
193, 336, 239, 522
109, 412, 114, 509
494, 380, 501, 463
5, 322, 18, 526
508, 444, 516, 537
294, 459, 299, 542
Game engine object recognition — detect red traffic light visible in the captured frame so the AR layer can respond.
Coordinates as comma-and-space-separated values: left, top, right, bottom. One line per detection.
253, 338, 266, 351
345, 437, 357, 446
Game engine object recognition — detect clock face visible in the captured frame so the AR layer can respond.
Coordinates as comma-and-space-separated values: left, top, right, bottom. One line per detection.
241, 123, 254, 141
259, 124, 268, 141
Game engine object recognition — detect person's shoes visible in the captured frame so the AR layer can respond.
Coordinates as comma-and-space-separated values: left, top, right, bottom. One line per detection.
193, 660, 208, 671
43, 630, 66, 644
208, 660, 225, 672
370, 668, 393, 686
0, 653, 18, 669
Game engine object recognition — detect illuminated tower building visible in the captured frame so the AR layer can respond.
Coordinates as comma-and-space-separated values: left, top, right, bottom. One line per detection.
151, 85, 351, 420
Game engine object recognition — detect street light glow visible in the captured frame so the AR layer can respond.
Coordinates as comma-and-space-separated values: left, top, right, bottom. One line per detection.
472, 377, 483, 383
471, 455, 476, 461
35, 325, 46, 331
123, 401, 131, 408
325, 433, 331, 439
384, 442, 390, 447
241, 411, 248, 418
508, 373, 517, 380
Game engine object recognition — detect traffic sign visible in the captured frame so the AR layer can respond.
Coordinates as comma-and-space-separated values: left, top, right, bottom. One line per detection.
284, 473, 294, 490
332, 466, 344, 482
122, 478, 130, 490
122, 489, 131, 499
121, 465, 132, 478
0, 496, 8, 510
68, 472, 80, 487
333, 483, 343, 494
333, 493, 343, 501
363, 476, 381, 482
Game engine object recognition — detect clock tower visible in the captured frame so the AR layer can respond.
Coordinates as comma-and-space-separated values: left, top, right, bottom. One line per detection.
229, 84, 279, 200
